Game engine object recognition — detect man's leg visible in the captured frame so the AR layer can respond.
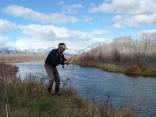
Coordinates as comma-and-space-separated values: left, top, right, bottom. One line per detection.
45, 64, 55, 93
53, 68, 60, 94
55, 79, 60, 93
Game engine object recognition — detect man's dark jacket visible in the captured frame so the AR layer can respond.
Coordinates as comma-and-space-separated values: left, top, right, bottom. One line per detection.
45, 49, 66, 67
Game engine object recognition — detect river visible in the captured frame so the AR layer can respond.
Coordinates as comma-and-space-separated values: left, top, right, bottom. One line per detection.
14, 61, 156, 116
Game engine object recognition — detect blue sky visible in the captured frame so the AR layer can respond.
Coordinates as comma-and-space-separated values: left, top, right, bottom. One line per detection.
0, 0, 156, 50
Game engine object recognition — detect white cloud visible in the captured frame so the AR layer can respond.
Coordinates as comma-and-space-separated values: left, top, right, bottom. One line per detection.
113, 23, 124, 28
3, 5, 79, 24
89, 3, 113, 13
113, 13, 156, 28
83, 16, 92, 22
0, 35, 14, 48
0, 19, 16, 34
89, 0, 156, 28
0, 19, 105, 50
15, 37, 54, 50
18, 24, 93, 40
0, 36, 9, 47
15, 24, 101, 50
0, 19, 17, 48
89, 0, 156, 14
62, 4, 83, 14
92, 29, 110, 36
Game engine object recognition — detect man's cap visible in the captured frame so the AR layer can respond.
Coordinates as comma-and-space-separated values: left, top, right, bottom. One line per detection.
58, 43, 68, 49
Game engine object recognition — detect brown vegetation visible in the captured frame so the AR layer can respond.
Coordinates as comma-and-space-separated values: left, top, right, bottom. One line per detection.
0, 64, 137, 117
0, 53, 45, 63
72, 32, 156, 76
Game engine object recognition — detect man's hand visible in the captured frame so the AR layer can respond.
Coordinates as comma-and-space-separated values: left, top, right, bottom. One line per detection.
64, 57, 72, 65
64, 60, 70, 65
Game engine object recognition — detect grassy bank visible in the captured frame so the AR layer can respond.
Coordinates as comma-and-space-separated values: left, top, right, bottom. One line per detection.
72, 60, 156, 77
70, 33, 156, 77
0, 64, 137, 117
0, 53, 45, 63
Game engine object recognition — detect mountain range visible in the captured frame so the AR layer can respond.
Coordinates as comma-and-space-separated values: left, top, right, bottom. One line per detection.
0, 47, 80, 55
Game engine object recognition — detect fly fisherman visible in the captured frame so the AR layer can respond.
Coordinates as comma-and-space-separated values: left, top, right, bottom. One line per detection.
45, 43, 71, 96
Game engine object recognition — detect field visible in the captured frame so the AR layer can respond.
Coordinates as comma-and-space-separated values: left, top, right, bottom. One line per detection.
0, 53, 45, 63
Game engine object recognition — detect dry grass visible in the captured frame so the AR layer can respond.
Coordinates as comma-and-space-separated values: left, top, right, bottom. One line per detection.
0, 53, 45, 63
0, 63, 137, 117
72, 59, 156, 77
71, 32, 156, 77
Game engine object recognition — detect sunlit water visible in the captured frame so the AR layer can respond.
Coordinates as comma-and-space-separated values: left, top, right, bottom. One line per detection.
14, 61, 156, 116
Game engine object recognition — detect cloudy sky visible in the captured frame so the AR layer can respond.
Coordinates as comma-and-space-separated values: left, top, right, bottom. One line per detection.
0, 0, 156, 51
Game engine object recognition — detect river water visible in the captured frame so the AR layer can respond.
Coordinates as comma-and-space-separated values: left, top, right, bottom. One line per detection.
15, 61, 156, 116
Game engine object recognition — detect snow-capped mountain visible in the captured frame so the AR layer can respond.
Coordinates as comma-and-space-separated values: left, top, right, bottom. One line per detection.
0, 47, 79, 55
0, 47, 22, 54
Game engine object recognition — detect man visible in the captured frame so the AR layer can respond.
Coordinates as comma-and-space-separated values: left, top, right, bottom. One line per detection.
45, 43, 70, 96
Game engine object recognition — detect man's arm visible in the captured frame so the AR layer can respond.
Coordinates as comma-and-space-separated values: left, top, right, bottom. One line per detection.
64, 57, 72, 65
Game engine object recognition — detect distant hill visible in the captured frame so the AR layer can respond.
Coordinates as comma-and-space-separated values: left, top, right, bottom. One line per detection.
0, 47, 79, 56
0, 47, 52, 54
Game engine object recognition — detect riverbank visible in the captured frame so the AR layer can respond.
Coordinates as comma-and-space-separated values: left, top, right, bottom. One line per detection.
2, 52, 156, 77
71, 59, 156, 77
0, 63, 137, 117
70, 34, 156, 77
0, 53, 45, 63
